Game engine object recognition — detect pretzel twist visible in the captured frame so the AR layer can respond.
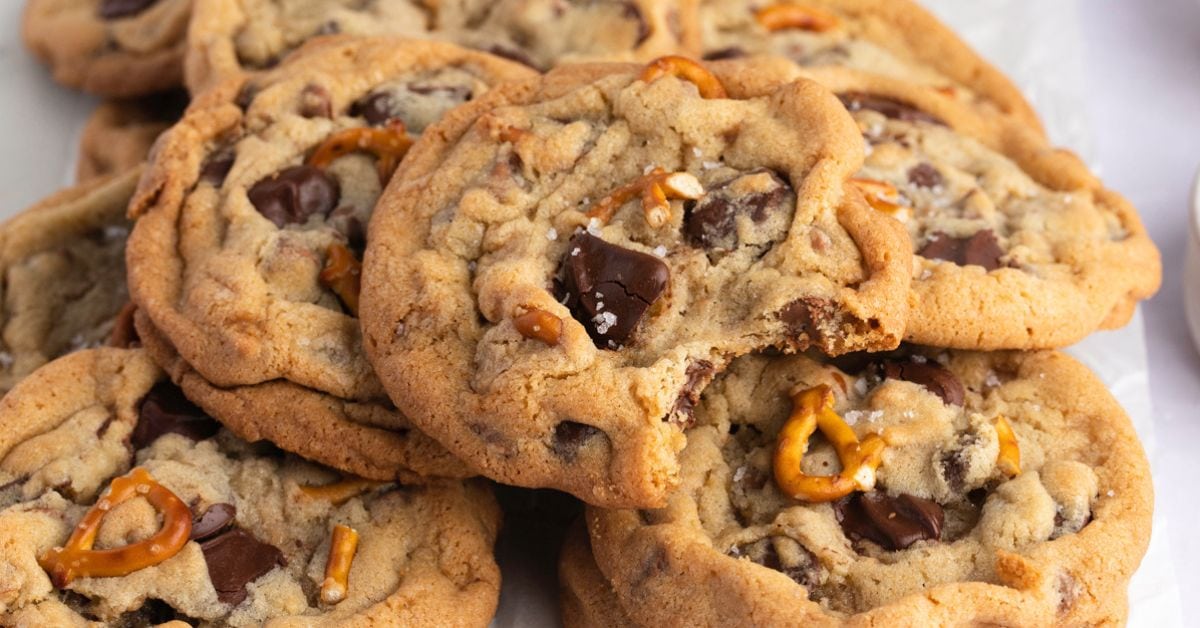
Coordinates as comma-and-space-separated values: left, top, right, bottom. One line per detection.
994, 416, 1022, 477
849, 178, 910, 221
320, 524, 360, 605
319, 243, 362, 316
307, 120, 412, 185
38, 468, 192, 587
639, 56, 728, 99
299, 477, 384, 505
754, 3, 841, 32
586, 168, 704, 227
773, 385, 886, 502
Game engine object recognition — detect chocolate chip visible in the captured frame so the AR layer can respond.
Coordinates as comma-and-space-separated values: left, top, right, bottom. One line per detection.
732, 537, 821, 591
485, 44, 541, 70
190, 503, 237, 541
200, 148, 236, 186
778, 297, 836, 350
703, 47, 746, 61
200, 528, 284, 605
620, 1, 651, 45
555, 233, 669, 348
247, 165, 340, 227
683, 170, 791, 254
670, 360, 715, 426
879, 359, 965, 406
917, 230, 1005, 271
132, 383, 220, 450
834, 492, 944, 551
299, 84, 332, 119
349, 92, 399, 126
235, 83, 259, 111
98, 0, 158, 19
839, 92, 944, 125
551, 421, 604, 463
907, 163, 942, 189
113, 599, 182, 625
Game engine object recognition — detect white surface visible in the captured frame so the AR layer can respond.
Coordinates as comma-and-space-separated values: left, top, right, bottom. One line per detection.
1187, 172, 1200, 352
1, 1, 1196, 626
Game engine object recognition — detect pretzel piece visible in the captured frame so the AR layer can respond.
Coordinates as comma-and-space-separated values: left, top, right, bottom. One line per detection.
994, 416, 1021, 477
299, 477, 384, 505
320, 524, 360, 605
850, 178, 910, 221
307, 120, 412, 185
319, 243, 362, 316
640, 56, 728, 99
755, 3, 840, 32
514, 308, 563, 346
586, 168, 704, 227
773, 385, 886, 502
38, 468, 192, 587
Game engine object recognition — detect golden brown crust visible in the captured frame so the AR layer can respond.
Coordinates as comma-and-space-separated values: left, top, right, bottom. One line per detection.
559, 521, 637, 628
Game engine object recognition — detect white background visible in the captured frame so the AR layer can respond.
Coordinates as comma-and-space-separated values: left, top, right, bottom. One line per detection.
0, 0, 1196, 625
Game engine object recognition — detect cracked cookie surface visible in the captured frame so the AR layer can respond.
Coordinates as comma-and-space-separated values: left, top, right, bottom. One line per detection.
0, 169, 137, 395
0, 347, 502, 627
361, 57, 912, 508
23, 0, 191, 97
585, 349, 1152, 626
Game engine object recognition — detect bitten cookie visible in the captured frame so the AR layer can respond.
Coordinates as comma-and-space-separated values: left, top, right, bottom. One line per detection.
0, 348, 502, 626
692, 0, 1042, 131
126, 37, 534, 477
586, 349, 1153, 626
360, 56, 912, 508
809, 68, 1159, 349
77, 91, 189, 183
22, 0, 191, 97
186, 0, 695, 93
0, 169, 138, 395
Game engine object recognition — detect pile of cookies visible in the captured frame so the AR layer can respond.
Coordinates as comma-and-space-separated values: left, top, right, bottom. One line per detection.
2, 0, 1161, 625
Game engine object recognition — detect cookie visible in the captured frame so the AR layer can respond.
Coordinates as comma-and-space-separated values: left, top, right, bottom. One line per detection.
805, 68, 1160, 349
134, 308, 471, 482
559, 520, 634, 628
126, 37, 535, 473
22, 0, 191, 97
76, 90, 189, 183
360, 56, 912, 508
692, 0, 1042, 131
0, 168, 138, 395
586, 349, 1152, 626
0, 347, 502, 626
186, 0, 694, 93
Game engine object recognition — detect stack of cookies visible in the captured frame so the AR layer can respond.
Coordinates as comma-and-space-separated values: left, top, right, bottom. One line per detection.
2, 1, 1161, 626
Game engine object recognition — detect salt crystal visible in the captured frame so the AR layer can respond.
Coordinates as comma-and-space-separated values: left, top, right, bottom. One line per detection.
586, 218, 602, 236
691, 147, 702, 158
733, 466, 746, 483
853, 378, 868, 395
702, 161, 721, 170
919, 269, 933, 280
643, 164, 657, 175
984, 371, 1001, 388
843, 410, 862, 426
571, 247, 581, 257
652, 245, 668, 258
546, 227, 558, 241
593, 311, 617, 334
1106, 490, 1115, 497
911, 354, 927, 364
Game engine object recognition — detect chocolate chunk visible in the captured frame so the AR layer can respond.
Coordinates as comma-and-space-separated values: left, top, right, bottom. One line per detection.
671, 360, 715, 425
879, 359, 965, 406
917, 230, 1005, 271
98, 0, 158, 19
200, 148, 236, 186
839, 92, 944, 125
132, 383, 220, 450
299, 84, 332, 119
778, 297, 836, 350
350, 91, 399, 126
200, 528, 284, 605
551, 421, 604, 463
190, 503, 237, 541
247, 165, 340, 227
235, 83, 259, 110
555, 233, 669, 348
703, 47, 746, 61
620, 1, 651, 44
907, 163, 943, 189
834, 492, 944, 551
683, 170, 791, 253
113, 599, 181, 625
485, 44, 541, 70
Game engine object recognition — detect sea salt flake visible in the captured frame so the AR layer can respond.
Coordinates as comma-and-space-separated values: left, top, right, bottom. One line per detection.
586, 218, 602, 236
911, 354, 927, 364
702, 160, 721, 170
1106, 490, 1116, 497
733, 466, 747, 483
643, 164, 658, 175
593, 311, 617, 334
843, 410, 863, 426
546, 227, 558, 241
691, 147, 702, 158
853, 378, 868, 395
984, 371, 1001, 388
652, 245, 668, 258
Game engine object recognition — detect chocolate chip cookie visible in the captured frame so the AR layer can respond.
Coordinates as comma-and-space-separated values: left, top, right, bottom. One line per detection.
360, 56, 912, 508
0, 168, 138, 395
808, 68, 1160, 349
126, 37, 534, 476
692, 0, 1043, 132
22, 0, 191, 97
77, 90, 189, 183
585, 349, 1152, 625
559, 521, 634, 628
0, 347, 502, 626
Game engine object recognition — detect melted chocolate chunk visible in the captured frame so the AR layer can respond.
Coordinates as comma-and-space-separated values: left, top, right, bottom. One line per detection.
879, 359, 965, 406
551, 421, 605, 462
132, 383, 220, 450
299, 84, 332, 119
555, 233, 669, 348
190, 503, 237, 541
350, 91, 399, 126
200, 148, 236, 186
670, 360, 715, 426
200, 528, 284, 605
835, 492, 944, 551
778, 297, 836, 350
703, 47, 746, 61
839, 92, 944, 126
917, 230, 1006, 271
907, 163, 943, 189
98, 0, 158, 19
683, 170, 791, 253
247, 165, 340, 227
